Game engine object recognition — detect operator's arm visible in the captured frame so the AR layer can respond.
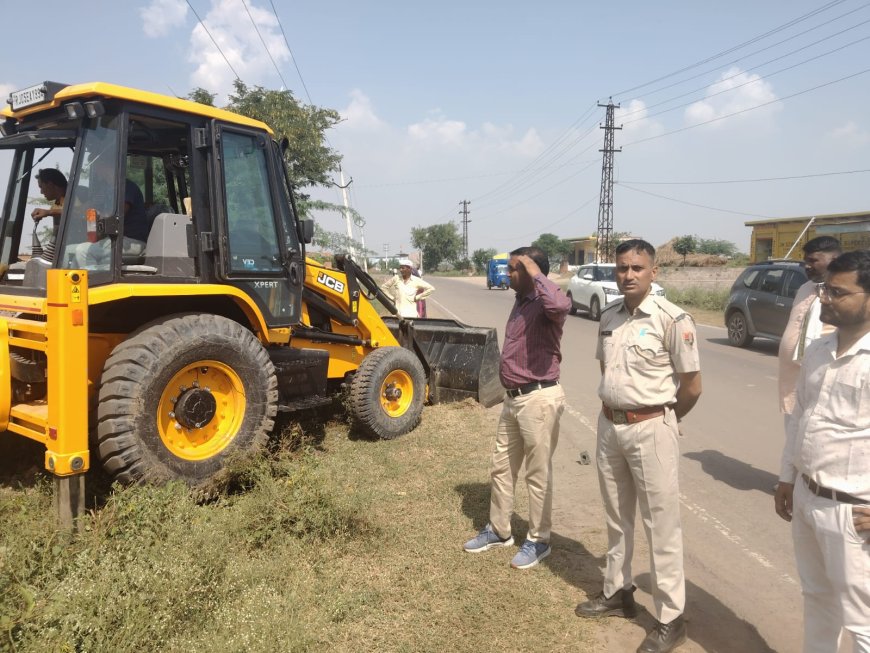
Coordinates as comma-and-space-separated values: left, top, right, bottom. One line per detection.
31, 204, 62, 221
674, 371, 701, 419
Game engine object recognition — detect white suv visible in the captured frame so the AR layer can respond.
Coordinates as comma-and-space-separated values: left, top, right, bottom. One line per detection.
566, 263, 665, 321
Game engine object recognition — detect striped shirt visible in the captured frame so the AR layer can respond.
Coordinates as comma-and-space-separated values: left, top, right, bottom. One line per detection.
499, 273, 571, 389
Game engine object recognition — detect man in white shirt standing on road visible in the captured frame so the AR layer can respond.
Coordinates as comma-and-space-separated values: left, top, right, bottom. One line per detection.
778, 236, 840, 432
775, 249, 870, 653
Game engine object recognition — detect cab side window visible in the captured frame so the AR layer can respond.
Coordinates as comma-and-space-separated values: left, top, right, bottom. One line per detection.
221, 131, 282, 274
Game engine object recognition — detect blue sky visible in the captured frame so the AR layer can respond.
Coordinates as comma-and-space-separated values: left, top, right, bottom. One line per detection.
3, 0, 869, 257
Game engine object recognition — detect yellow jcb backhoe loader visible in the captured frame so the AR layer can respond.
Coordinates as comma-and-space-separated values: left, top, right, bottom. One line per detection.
0, 81, 501, 519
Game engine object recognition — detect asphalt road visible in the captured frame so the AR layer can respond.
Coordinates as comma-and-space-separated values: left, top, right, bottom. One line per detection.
427, 275, 807, 653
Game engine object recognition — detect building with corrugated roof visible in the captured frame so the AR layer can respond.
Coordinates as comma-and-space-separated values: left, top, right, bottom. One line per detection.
745, 211, 870, 262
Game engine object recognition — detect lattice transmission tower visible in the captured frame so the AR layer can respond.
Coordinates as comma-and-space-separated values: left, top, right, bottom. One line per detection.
596, 99, 622, 263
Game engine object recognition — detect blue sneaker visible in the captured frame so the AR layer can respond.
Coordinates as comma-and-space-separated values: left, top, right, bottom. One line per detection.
511, 540, 551, 569
463, 524, 514, 553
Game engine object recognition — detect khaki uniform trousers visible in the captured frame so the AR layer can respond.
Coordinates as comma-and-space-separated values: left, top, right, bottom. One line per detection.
792, 479, 870, 653
596, 408, 685, 623
489, 384, 565, 543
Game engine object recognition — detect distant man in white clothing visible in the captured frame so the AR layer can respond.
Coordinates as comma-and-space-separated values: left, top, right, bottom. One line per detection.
380, 258, 434, 318
775, 249, 870, 653
777, 236, 841, 430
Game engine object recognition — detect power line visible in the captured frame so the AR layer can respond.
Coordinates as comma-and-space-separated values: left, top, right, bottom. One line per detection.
242, 0, 289, 90
618, 168, 870, 186
611, 0, 849, 99
618, 182, 775, 219
622, 66, 870, 147
185, 0, 241, 81
268, 0, 315, 107
618, 20, 870, 126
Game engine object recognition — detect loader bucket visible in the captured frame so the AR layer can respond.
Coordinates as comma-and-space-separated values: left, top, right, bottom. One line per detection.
381, 317, 503, 408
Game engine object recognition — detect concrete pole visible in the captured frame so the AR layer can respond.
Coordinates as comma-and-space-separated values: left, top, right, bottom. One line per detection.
339, 167, 354, 260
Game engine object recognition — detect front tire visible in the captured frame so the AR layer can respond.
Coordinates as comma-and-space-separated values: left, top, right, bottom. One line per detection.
727, 311, 754, 347
349, 347, 425, 439
96, 314, 278, 486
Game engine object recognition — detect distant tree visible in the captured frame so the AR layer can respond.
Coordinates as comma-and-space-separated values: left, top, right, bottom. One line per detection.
532, 233, 572, 268
411, 222, 463, 270
673, 235, 698, 264
187, 88, 216, 106
472, 247, 498, 273
698, 238, 738, 257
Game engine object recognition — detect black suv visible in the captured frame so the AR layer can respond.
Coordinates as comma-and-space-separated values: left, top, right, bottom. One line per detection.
724, 260, 808, 347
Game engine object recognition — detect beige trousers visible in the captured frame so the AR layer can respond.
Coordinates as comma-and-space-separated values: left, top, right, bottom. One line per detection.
489, 384, 565, 544
596, 409, 685, 623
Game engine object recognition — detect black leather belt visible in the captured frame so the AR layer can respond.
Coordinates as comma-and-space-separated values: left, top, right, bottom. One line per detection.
505, 380, 558, 398
802, 474, 867, 505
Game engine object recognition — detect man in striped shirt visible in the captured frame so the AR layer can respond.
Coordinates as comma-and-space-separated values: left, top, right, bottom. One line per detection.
463, 245, 571, 570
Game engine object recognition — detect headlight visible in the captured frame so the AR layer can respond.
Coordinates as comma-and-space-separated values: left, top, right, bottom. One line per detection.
655, 288, 666, 296
603, 287, 621, 296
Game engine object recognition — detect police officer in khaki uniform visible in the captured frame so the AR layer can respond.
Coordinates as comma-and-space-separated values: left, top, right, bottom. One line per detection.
575, 239, 702, 653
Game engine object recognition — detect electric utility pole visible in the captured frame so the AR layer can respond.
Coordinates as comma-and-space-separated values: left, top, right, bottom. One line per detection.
459, 200, 471, 261
337, 165, 354, 257
596, 99, 621, 263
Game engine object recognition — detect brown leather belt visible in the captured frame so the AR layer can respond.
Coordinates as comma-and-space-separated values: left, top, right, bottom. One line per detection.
802, 474, 867, 505
602, 403, 666, 425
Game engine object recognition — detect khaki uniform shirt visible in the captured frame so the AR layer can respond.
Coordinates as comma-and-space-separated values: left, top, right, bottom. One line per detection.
597, 294, 700, 409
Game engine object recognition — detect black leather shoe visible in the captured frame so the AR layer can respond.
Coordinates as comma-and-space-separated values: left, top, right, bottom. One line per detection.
636, 615, 687, 653
574, 586, 638, 618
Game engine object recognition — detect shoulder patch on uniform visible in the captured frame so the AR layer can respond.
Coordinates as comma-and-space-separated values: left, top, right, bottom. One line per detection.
601, 300, 621, 313
675, 313, 690, 322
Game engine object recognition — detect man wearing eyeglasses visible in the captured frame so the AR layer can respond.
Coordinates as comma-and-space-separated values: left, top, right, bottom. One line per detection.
775, 249, 870, 652
778, 236, 841, 434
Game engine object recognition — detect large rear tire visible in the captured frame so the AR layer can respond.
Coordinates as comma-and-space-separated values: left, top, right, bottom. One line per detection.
349, 347, 425, 439
96, 314, 278, 486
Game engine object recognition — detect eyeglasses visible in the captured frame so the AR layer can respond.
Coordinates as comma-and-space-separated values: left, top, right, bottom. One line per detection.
815, 283, 869, 300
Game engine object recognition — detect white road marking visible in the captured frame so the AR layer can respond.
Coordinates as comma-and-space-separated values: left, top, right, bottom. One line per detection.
680, 494, 797, 585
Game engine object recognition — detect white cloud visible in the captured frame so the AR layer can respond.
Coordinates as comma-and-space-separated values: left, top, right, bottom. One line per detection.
829, 120, 870, 147
685, 67, 780, 128
187, 0, 291, 101
615, 99, 664, 139
406, 112, 543, 155
339, 89, 385, 131
140, 0, 188, 38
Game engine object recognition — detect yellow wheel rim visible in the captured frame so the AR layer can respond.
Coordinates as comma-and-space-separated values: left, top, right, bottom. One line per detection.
380, 369, 414, 417
157, 360, 246, 461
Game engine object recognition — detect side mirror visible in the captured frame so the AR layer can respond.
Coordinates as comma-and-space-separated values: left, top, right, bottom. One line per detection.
299, 219, 314, 244
583, 273, 594, 280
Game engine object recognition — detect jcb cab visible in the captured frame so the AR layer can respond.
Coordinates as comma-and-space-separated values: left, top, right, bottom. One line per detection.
0, 82, 500, 510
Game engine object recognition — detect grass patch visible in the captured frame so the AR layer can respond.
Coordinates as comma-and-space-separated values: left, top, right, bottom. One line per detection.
1, 403, 593, 652
663, 286, 729, 312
